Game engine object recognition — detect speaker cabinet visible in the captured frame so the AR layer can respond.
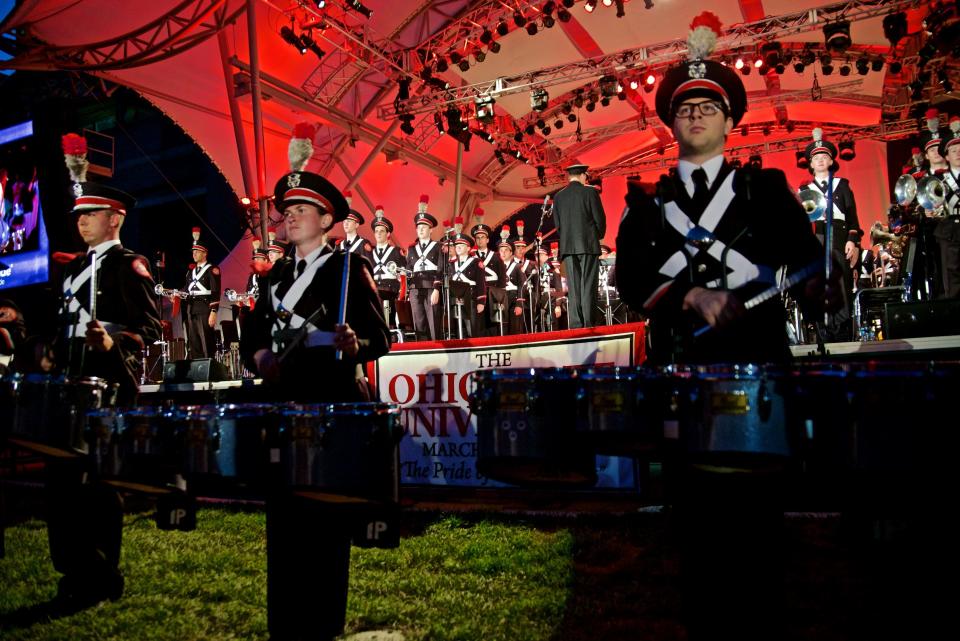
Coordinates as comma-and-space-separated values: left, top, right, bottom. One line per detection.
163, 358, 230, 383
884, 299, 960, 339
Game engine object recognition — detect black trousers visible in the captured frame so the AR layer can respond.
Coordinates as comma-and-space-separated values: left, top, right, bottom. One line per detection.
185, 304, 216, 359
46, 458, 124, 591
409, 288, 438, 341
938, 236, 960, 298
266, 493, 352, 641
562, 254, 599, 329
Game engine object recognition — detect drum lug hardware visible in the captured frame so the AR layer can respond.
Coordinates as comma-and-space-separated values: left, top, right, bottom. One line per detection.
758, 383, 772, 421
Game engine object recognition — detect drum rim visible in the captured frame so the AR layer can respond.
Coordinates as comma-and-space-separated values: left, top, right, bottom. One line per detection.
282, 402, 401, 417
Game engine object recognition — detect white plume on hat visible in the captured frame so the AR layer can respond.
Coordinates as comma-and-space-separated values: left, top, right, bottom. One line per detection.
419, 194, 429, 214
812, 127, 823, 143
61, 133, 89, 183
288, 122, 316, 172
687, 12, 722, 61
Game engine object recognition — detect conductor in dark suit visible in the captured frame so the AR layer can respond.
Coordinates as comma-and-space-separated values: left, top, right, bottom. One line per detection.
552, 163, 606, 328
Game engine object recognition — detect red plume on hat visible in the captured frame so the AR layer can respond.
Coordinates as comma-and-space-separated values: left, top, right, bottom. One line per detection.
62, 133, 89, 183
289, 122, 316, 171
454, 216, 464, 233
192, 227, 201, 241
516, 220, 525, 235
500, 224, 510, 241
926, 109, 940, 134
419, 194, 429, 213
344, 189, 353, 208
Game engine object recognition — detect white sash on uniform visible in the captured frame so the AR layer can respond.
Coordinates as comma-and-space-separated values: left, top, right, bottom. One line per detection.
188, 263, 213, 295
807, 178, 847, 222
63, 252, 108, 338
504, 260, 519, 291
269, 252, 336, 351
413, 241, 438, 272
372, 246, 398, 279
452, 256, 478, 286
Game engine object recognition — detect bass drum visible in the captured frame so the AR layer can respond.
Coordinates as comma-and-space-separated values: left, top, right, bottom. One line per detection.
473, 368, 597, 487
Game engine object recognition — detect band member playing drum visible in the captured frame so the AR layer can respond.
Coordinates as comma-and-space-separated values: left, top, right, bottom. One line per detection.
182, 228, 220, 358
405, 195, 442, 340
496, 228, 526, 335
615, 14, 841, 640
801, 128, 863, 340
936, 117, 960, 298
336, 190, 373, 265
369, 207, 405, 329
447, 232, 486, 338
48, 133, 162, 610
239, 124, 390, 641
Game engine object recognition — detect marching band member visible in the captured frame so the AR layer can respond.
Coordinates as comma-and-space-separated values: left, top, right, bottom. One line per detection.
46, 133, 162, 611
905, 112, 949, 300
470, 208, 504, 335
514, 221, 537, 280
182, 227, 220, 359
239, 124, 390, 641
448, 231, 486, 338
497, 226, 526, 335
801, 127, 863, 341
405, 195, 442, 340
370, 206, 405, 329
936, 116, 960, 297
266, 229, 289, 263
336, 190, 373, 264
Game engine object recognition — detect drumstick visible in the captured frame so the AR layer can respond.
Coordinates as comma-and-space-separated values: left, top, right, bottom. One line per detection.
692, 261, 821, 338
88, 250, 98, 325
336, 250, 351, 361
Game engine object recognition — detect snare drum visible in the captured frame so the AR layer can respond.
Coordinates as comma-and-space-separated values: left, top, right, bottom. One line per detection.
278, 403, 402, 505
87, 406, 181, 483
473, 368, 597, 487
668, 364, 803, 473
2, 374, 115, 456
574, 366, 660, 456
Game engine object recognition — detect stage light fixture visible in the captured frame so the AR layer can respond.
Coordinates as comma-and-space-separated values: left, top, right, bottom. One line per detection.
839, 63, 851, 77
495, 149, 506, 166
525, 123, 536, 135
754, 58, 763, 69
762, 126, 770, 136
586, 101, 596, 112
838, 140, 856, 161
489, 41, 501, 54
761, 41, 782, 68
617, 91, 627, 101
785, 121, 795, 133
449, 52, 462, 64
280, 26, 306, 53
629, 78, 640, 90
346, 0, 373, 19
823, 20, 851, 54
433, 113, 444, 134
513, 11, 527, 27
567, 113, 577, 123
420, 67, 432, 81
794, 62, 805, 73
474, 49, 486, 63
497, 20, 509, 36
735, 58, 745, 70
585, 0, 597, 13
397, 77, 411, 101
822, 64, 834, 75
543, 1, 556, 14
435, 56, 448, 72
514, 131, 523, 142
645, 73, 656, 86
526, 22, 538, 35
740, 62, 752, 76
602, 0, 613, 6
644, 0, 654, 8
299, 33, 325, 59
599, 75, 618, 97
871, 57, 884, 72
531, 88, 550, 111
855, 57, 869, 75
600, 96, 611, 107
801, 49, 816, 67
562, 102, 573, 115
562, 0, 575, 6
458, 58, 470, 72
558, 8, 571, 22
480, 29, 493, 45
536, 118, 546, 129
475, 95, 496, 124
544, 15, 555, 28
314, 0, 326, 7
615, 0, 625, 18
554, 119, 564, 129
889, 60, 902, 74
542, 126, 551, 135
399, 114, 415, 136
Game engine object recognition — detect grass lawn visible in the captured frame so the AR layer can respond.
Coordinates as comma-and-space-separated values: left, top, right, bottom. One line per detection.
0, 509, 574, 641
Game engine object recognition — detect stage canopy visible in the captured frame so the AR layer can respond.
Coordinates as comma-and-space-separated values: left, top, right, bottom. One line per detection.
0, 1, 933, 256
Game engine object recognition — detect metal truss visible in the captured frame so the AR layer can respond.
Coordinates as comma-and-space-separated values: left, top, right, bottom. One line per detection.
522, 117, 924, 188
0, 0, 246, 72
380, 0, 922, 119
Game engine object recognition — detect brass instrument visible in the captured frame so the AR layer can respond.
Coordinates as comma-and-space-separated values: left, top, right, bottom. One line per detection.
225, 288, 257, 306
385, 261, 412, 277
797, 188, 827, 222
916, 175, 946, 213
894, 174, 917, 206
154, 283, 188, 299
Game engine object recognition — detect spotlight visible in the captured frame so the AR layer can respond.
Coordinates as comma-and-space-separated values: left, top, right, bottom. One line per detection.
480, 29, 493, 45
599, 75, 618, 97
496, 20, 509, 36
435, 56, 448, 72
558, 8, 571, 22
554, 119, 564, 129
735, 57, 745, 70
643, 83, 654, 93
489, 41, 501, 54
458, 58, 470, 72
822, 63, 834, 76
602, 0, 613, 6
819, 53, 832, 66
399, 114, 415, 136
449, 52, 462, 64
474, 49, 485, 63
542, 126, 551, 135
889, 60, 902, 74
801, 49, 816, 66
536, 118, 546, 129
584, 0, 596, 13
543, 1, 556, 14
494, 149, 506, 166
562, 103, 572, 114
562, 0, 574, 6
839, 63, 851, 77
740, 62, 752, 76
513, 11, 526, 28
617, 91, 627, 101
629, 78, 640, 90
475, 95, 495, 124
525, 123, 536, 135
574, 91, 584, 108
427, 77, 449, 91
871, 57, 884, 72
883, 12, 908, 48
313, 0, 325, 7
615, 0, 625, 18
600, 97, 611, 107
299, 33, 325, 59
280, 26, 306, 53
855, 57, 869, 75
775, 64, 785, 74
531, 88, 549, 111
754, 58, 763, 68
796, 150, 809, 169
544, 15, 555, 28
567, 113, 577, 123
761, 41, 782, 68
420, 67, 432, 81
586, 101, 596, 112
645, 73, 656, 86
433, 112, 444, 134
794, 62, 805, 73
526, 22, 538, 35
644, 0, 654, 8
397, 77, 411, 101
514, 131, 523, 142
824, 20, 851, 54
838, 140, 856, 161
346, 0, 373, 19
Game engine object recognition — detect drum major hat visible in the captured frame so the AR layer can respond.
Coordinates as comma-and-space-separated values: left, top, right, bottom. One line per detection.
251, 238, 267, 260
565, 164, 589, 176
273, 123, 349, 222
191, 227, 208, 254
804, 127, 841, 172
62, 134, 135, 215
371, 206, 394, 233
453, 232, 473, 246
413, 194, 438, 228
921, 108, 945, 153
469, 206, 491, 239
656, 12, 747, 128
939, 116, 960, 157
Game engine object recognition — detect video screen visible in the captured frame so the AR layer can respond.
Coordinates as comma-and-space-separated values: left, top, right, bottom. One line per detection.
0, 120, 49, 290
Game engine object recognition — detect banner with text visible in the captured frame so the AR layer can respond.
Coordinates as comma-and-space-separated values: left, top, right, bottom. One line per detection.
373, 324, 645, 488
